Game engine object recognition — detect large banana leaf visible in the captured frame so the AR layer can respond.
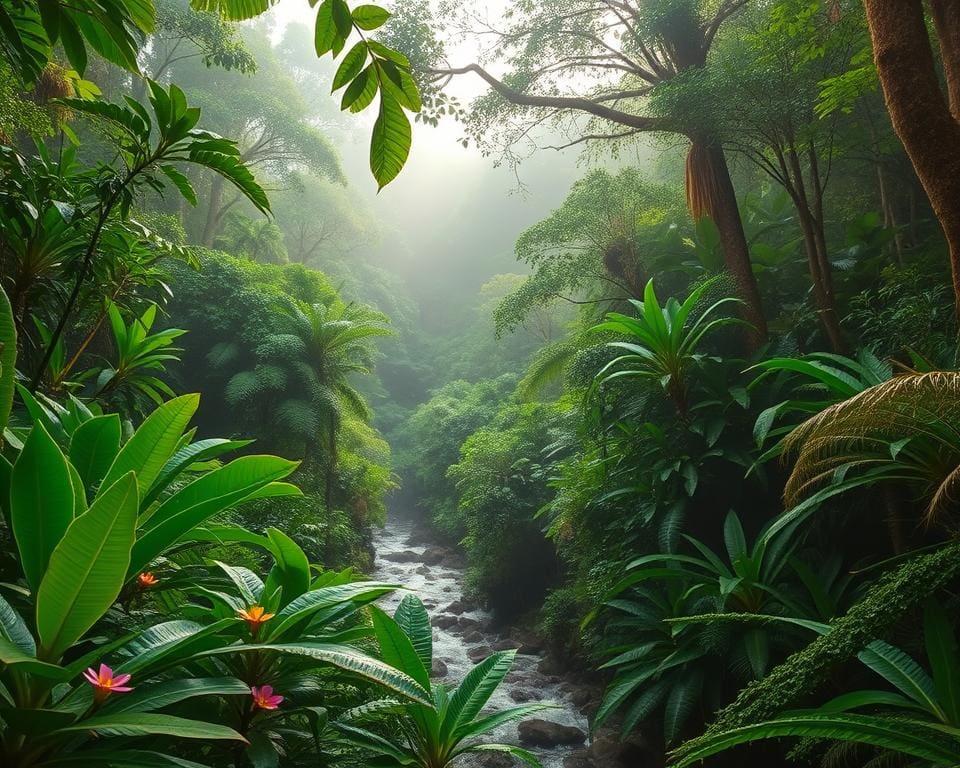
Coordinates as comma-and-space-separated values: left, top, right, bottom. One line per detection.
36, 473, 139, 660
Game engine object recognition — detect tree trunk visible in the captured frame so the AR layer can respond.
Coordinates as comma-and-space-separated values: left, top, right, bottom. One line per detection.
200, 175, 226, 246
323, 418, 338, 565
864, 0, 960, 317
685, 140, 768, 346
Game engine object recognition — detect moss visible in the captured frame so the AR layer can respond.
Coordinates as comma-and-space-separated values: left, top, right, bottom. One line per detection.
674, 540, 960, 760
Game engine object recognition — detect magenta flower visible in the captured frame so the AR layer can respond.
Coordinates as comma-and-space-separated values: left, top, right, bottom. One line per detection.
84, 663, 133, 702
250, 685, 283, 710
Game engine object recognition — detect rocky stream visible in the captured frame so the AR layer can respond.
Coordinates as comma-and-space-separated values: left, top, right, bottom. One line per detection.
373, 519, 653, 768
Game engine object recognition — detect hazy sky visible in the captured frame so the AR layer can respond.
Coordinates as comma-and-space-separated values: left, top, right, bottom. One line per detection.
263, 0, 649, 330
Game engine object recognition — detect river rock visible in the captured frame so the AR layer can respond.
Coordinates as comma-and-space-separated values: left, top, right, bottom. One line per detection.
563, 750, 595, 768
432, 615, 458, 629
382, 550, 422, 563
590, 727, 658, 767
415, 565, 430, 575
513, 631, 545, 655
519, 719, 586, 747
458, 617, 479, 631
431, 659, 448, 678
422, 546, 451, 565
509, 688, 533, 703
464, 630, 485, 643
468, 645, 493, 663
444, 600, 469, 615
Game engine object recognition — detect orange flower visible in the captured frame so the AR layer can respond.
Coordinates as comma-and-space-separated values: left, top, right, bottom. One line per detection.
137, 572, 159, 588
238, 605, 274, 633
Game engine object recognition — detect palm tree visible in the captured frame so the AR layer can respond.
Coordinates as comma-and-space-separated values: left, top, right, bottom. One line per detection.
780, 371, 960, 533
219, 299, 392, 561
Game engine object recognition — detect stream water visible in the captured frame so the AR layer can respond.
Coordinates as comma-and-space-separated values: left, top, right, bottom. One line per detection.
373, 519, 592, 768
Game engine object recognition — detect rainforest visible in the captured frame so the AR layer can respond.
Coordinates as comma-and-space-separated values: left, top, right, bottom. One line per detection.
0, 0, 959, 766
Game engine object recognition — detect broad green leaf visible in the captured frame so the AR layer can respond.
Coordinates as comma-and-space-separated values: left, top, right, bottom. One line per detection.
0, 592, 33, 654
352, 4, 390, 29
266, 581, 397, 640
370, 606, 429, 691
264, 527, 310, 607
54, 712, 245, 741
332, 41, 367, 91
671, 714, 960, 767
924, 598, 960, 724
11, 422, 75, 593
36, 473, 138, 660
394, 595, 432, 672
370, 91, 411, 190
101, 394, 199, 494
69, 414, 121, 495
128, 455, 299, 577
200, 643, 433, 706
105, 676, 250, 713
443, 651, 515, 742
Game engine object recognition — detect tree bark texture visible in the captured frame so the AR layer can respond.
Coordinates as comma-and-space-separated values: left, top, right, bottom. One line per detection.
864, 0, 960, 317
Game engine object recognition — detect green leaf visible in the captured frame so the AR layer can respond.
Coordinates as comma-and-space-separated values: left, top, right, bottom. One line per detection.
69, 414, 122, 495
54, 712, 245, 741
264, 527, 310, 607
160, 165, 197, 206
370, 91, 411, 190
370, 605, 430, 691
394, 595, 432, 672
341, 63, 377, 112
105, 676, 250, 713
128, 455, 299, 577
36, 473, 138, 660
671, 714, 960, 767
351, 4, 390, 29
11, 422, 75, 594
101, 394, 199, 496
314, 0, 336, 55
332, 41, 367, 91
443, 651, 515, 742
201, 643, 434, 706
0, 592, 34, 654
0, 285, 17, 434
266, 581, 397, 640
923, 598, 960, 724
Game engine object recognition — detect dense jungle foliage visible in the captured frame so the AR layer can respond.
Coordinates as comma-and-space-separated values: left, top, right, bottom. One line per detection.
1, 0, 960, 766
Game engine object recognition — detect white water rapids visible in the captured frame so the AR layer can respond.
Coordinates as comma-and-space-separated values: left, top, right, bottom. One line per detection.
373, 519, 591, 768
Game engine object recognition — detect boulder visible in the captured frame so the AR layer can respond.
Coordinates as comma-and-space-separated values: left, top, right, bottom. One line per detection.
431, 659, 448, 678
563, 750, 595, 768
421, 546, 451, 566
518, 719, 586, 747
468, 645, 493, 663
443, 600, 469, 615
464, 630, 485, 644
415, 565, 430, 575
431, 615, 458, 630
509, 688, 533, 703
381, 550, 421, 564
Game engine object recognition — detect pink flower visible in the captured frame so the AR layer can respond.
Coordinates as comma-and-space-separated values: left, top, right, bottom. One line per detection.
83, 663, 133, 702
250, 685, 283, 710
